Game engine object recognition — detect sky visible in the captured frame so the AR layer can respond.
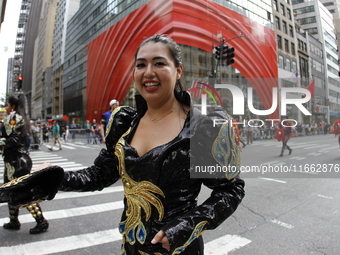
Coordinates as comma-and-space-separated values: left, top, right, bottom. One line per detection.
0, 0, 21, 99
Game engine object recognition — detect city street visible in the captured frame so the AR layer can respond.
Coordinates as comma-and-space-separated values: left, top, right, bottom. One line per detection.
0, 133, 339, 254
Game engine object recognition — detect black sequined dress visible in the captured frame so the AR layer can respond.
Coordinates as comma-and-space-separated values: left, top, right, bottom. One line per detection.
60, 93, 245, 255
1, 112, 32, 183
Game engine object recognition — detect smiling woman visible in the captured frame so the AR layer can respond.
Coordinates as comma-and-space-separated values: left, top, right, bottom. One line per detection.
5, 35, 245, 255
60, 35, 244, 254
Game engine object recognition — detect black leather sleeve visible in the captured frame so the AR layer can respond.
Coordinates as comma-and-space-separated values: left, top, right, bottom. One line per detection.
59, 106, 137, 192
59, 149, 119, 192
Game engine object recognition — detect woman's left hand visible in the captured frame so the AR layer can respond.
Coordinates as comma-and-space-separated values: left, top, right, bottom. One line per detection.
151, 230, 170, 251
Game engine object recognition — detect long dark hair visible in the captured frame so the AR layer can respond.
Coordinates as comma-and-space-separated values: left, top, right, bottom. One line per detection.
7, 94, 30, 136
135, 35, 187, 103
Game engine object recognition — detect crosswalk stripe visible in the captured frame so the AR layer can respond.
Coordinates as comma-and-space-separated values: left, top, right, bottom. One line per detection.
0, 201, 124, 225
33, 159, 68, 163
0, 229, 252, 255
0, 228, 122, 255
32, 162, 83, 167
204, 234, 251, 254
30, 152, 62, 159
303, 144, 330, 150
0, 186, 124, 208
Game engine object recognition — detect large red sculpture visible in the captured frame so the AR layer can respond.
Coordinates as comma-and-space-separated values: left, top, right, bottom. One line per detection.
86, 0, 278, 120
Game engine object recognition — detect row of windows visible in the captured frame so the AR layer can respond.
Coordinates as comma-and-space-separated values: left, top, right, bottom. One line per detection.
328, 65, 339, 76
66, 0, 138, 58
327, 52, 339, 66
277, 35, 296, 55
218, 0, 273, 29
329, 89, 340, 98
311, 59, 324, 73
297, 16, 316, 25
310, 42, 323, 58
292, 0, 314, 4
278, 54, 297, 72
324, 31, 337, 45
305, 27, 318, 35
314, 77, 325, 90
275, 16, 294, 37
293, 5, 314, 15
297, 39, 307, 52
329, 77, 340, 88
273, 0, 292, 20
325, 41, 337, 54
323, 2, 334, 7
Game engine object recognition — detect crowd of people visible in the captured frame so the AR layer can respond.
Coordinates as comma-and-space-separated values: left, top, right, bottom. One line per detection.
237, 120, 334, 142
0, 112, 336, 152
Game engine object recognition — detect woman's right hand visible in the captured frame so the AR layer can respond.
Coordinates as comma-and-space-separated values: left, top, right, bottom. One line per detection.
33, 162, 53, 172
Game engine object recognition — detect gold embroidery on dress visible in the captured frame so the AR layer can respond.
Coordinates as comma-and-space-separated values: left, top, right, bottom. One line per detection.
3, 113, 24, 136
138, 251, 162, 255
105, 106, 127, 138
115, 128, 165, 246
0, 172, 32, 186
172, 221, 207, 254
212, 121, 241, 180
5, 163, 17, 181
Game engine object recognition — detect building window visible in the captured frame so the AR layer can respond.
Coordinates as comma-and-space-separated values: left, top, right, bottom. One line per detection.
294, 5, 315, 15
284, 39, 289, 53
291, 42, 295, 55
292, 60, 297, 73
297, 16, 316, 25
305, 27, 318, 35
279, 55, 284, 69
282, 21, 287, 34
287, 8, 292, 20
286, 58, 291, 71
277, 35, 282, 49
274, 0, 278, 11
289, 25, 294, 37
275, 16, 281, 30
280, 4, 285, 16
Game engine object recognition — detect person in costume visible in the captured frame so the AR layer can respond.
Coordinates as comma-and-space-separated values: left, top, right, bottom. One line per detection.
279, 116, 293, 156
28, 35, 245, 254
0, 95, 49, 234
331, 120, 340, 146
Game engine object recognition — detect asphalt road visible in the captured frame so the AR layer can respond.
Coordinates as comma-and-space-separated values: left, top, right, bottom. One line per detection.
0, 133, 339, 254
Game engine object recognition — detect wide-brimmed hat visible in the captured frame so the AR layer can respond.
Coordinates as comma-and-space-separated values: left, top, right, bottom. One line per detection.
0, 166, 64, 208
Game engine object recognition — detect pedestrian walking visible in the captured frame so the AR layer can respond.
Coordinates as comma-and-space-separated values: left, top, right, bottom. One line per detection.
331, 120, 340, 146
84, 120, 92, 144
70, 120, 77, 142
278, 116, 293, 156
91, 119, 98, 144
49, 120, 62, 151
0, 95, 49, 234
42, 123, 50, 143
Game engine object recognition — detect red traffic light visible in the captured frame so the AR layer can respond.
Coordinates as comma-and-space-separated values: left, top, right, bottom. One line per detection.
18, 76, 23, 81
